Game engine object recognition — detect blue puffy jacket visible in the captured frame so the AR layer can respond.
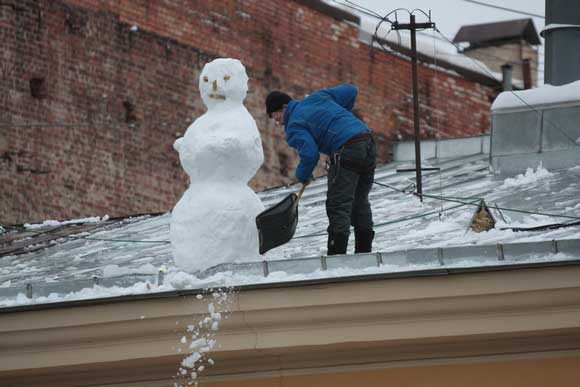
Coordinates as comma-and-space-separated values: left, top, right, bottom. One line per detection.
283, 84, 370, 183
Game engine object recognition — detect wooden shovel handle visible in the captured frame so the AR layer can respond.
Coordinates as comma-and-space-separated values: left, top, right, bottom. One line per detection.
297, 183, 307, 201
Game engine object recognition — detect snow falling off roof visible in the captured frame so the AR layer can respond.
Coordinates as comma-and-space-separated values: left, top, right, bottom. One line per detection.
2, 150, 580, 307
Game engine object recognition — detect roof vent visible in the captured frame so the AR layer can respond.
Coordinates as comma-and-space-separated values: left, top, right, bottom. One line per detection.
490, 80, 580, 176
491, 0, 580, 177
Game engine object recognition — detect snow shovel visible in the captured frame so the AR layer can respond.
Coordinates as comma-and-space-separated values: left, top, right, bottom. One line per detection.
256, 184, 307, 255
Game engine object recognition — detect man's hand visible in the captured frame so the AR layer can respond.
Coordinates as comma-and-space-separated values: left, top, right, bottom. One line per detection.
295, 176, 313, 186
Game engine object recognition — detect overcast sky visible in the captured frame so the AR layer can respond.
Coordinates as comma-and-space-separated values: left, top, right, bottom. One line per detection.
332, 0, 546, 80
351, 0, 545, 38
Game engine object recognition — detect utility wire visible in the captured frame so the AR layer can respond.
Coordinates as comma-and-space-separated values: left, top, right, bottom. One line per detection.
293, 200, 475, 239
374, 181, 580, 221
417, 191, 580, 221
2, 3, 544, 133
2, 223, 170, 245
293, 183, 580, 240
296, 3, 580, 238
435, 49, 542, 67
343, 0, 382, 18
460, 0, 545, 19
334, 0, 544, 81
3, 2, 574, 245
431, 29, 446, 219
373, 181, 415, 194
72, 235, 170, 243
502, 220, 580, 232
4, 181, 580, 246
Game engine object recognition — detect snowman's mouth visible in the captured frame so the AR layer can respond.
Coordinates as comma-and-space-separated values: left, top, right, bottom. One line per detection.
209, 93, 226, 100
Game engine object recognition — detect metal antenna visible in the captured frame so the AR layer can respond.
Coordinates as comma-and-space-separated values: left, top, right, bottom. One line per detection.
391, 12, 436, 201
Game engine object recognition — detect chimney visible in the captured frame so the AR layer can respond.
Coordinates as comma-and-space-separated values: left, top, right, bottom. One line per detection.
501, 64, 513, 91
522, 59, 533, 89
541, 0, 580, 85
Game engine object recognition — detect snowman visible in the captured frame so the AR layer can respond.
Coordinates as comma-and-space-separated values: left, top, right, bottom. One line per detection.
170, 58, 265, 274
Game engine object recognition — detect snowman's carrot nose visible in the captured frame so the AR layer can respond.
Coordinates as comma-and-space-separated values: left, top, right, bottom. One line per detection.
212, 80, 218, 90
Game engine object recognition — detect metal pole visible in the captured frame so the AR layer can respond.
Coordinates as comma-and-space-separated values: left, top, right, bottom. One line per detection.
410, 14, 423, 201
543, 0, 580, 86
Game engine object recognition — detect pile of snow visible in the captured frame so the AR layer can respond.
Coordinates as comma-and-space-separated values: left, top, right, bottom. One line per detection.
501, 165, 553, 189
492, 80, 580, 111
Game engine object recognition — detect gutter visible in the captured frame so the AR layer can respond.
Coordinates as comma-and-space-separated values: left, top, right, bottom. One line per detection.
2, 258, 579, 314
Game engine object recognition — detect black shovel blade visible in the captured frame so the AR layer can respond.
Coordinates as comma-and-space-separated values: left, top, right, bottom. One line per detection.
256, 193, 299, 255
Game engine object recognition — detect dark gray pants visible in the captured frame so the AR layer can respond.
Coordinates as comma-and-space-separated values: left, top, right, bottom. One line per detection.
326, 136, 376, 236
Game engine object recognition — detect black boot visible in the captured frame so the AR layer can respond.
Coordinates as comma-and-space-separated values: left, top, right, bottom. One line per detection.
327, 232, 349, 255
354, 229, 374, 253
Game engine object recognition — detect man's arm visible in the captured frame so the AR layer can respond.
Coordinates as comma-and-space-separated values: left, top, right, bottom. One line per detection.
322, 84, 358, 111
286, 124, 320, 183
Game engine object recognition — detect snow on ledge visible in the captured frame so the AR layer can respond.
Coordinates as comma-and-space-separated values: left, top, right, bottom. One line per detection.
24, 215, 110, 230
540, 23, 580, 36
1, 254, 577, 308
492, 80, 580, 111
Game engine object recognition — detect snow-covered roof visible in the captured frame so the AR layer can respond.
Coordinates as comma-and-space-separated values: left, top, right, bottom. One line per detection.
358, 29, 503, 88
325, 0, 504, 87
492, 79, 580, 111
2, 138, 580, 309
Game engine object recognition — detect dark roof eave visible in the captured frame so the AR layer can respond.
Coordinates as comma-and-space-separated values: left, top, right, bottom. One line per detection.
453, 18, 541, 46
1, 259, 579, 314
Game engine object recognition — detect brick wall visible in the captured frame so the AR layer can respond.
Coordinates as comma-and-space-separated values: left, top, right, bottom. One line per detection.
0, 0, 497, 224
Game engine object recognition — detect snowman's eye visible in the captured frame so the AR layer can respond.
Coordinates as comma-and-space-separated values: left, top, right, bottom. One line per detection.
203, 76, 208, 82
223, 75, 231, 81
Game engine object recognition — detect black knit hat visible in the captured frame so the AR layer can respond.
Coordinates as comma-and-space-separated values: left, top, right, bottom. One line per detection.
265, 91, 292, 117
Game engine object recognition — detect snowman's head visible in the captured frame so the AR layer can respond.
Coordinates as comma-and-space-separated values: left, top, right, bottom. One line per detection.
199, 58, 248, 109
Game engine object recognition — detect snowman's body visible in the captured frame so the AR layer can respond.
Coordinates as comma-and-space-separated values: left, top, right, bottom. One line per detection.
170, 58, 264, 274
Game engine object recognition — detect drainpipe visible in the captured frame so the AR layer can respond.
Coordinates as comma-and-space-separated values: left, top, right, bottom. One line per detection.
501, 64, 513, 91
542, 0, 580, 85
